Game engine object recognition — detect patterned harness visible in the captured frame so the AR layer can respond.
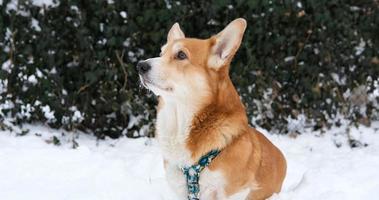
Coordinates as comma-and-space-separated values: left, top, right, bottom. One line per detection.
180, 150, 221, 200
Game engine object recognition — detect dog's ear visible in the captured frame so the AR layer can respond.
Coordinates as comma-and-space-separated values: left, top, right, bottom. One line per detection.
167, 23, 185, 42
208, 18, 247, 69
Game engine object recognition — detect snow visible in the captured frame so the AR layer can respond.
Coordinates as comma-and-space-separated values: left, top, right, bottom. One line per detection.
5, 0, 59, 16
2, 60, 13, 73
0, 99, 14, 112
164, 0, 172, 9
267, 124, 379, 200
330, 72, 346, 85
0, 122, 379, 200
0, 124, 171, 200
72, 110, 84, 123
70, 5, 79, 13
31, 18, 41, 32
284, 56, 295, 62
18, 103, 34, 119
296, 2, 302, 8
99, 23, 104, 32
123, 38, 131, 47
49, 67, 57, 74
350, 6, 361, 12
27, 74, 38, 85
120, 11, 127, 19
41, 105, 55, 122
286, 114, 306, 133
35, 68, 43, 78
354, 38, 366, 56
31, 0, 60, 7
0, 79, 8, 94
5, 0, 28, 16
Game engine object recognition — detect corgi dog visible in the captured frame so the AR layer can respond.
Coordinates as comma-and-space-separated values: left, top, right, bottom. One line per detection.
137, 18, 286, 200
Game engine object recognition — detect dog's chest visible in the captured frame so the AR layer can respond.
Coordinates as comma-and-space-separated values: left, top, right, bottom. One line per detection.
156, 103, 193, 166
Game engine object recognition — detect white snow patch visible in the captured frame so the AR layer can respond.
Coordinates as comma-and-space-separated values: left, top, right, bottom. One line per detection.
27, 75, 38, 85
49, 67, 57, 74
6, 0, 30, 16
34, 100, 41, 106
41, 105, 55, 122
99, 23, 104, 32
31, 0, 60, 7
120, 11, 127, 18
350, 6, 361, 11
207, 19, 219, 26
35, 68, 43, 78
164, 0, 172, 9
284, 56, 295, 62
296, 2, 302, 8
354, 38, 366, 56
0, 122, 379, 200
72, 110, 84, 123
70, 5, 79, 13
0, 124, 172, 200
68, 106, 84, 123
0, 99, 14, 111
123, 38, 131, 47
286, 114, 307, 133
331, 72, 346, 85
31, 18, 41, 32
2, 60, 13, 73
267, 123, 379, 200
0, 79, 8, 94
18, 103, 35, 119
6, 0, 56, 15
62, 89, 67, 95
127, 114, 142, 129
313, 48, 319, 55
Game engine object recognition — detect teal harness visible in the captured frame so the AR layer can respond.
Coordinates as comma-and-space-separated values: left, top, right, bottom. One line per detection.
181, 150, 221, 200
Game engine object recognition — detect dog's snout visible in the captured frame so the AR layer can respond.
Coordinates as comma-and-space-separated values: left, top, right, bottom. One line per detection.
136, 61, 151, 74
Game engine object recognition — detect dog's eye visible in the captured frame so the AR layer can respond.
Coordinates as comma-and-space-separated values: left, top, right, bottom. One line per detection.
175, 51, 187, 60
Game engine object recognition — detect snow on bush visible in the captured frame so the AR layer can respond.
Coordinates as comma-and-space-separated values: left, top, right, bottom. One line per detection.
0, 1, 378, 139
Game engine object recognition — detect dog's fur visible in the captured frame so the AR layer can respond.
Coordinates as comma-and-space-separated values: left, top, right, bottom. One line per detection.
138, 18, 286, 200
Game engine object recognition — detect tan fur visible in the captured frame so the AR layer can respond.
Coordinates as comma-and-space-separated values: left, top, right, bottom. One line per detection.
141, 18, 286, 200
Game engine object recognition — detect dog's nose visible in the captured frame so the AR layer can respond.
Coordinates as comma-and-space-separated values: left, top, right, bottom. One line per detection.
136, 61, 151, 74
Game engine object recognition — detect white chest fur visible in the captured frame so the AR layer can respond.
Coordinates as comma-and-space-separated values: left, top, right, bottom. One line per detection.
156, 100, 194, 166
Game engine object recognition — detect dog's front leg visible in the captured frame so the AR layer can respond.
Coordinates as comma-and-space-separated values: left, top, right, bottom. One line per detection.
199, 169, 227, 200
165, 163, 188, 199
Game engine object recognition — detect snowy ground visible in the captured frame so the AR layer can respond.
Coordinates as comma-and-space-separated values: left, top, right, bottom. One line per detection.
1, 122, 379, 200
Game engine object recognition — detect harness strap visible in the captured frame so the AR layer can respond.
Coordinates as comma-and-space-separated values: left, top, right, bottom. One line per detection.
181, 150, 220, 200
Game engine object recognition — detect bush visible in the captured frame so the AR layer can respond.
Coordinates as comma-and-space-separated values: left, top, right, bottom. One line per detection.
1, 0, 378, 138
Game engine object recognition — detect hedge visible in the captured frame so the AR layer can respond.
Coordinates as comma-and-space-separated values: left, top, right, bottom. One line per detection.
1, 0, 378, 138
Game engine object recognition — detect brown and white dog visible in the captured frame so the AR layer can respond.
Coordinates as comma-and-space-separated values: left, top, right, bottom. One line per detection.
137, 18, 286, 200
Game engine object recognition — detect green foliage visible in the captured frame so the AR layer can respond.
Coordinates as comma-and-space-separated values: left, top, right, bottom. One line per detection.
0, 0, 378, 137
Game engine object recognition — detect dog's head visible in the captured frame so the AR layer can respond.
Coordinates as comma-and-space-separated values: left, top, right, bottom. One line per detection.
137, 18, 246, 103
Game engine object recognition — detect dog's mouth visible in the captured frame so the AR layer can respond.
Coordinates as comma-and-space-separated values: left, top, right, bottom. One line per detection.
138, 74, 149, 89
139, 75, 173, 92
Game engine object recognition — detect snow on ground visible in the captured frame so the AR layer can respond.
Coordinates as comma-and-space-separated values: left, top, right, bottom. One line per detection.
0, 122, 379, 200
